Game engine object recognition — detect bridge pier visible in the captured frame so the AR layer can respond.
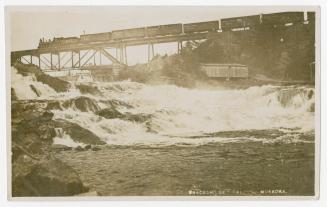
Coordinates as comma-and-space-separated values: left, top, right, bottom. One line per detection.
116, 45, 128, 65
177, 41, 183, 54
38, 55, 41, 68
71, 51, 74, 68
58, 52, 61, 70
124, 45, 128, 65
50, 53, 53, 70
147, 43, 155, 63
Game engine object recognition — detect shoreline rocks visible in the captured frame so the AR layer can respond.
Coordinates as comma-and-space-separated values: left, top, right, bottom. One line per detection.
13, 62, 70, 92
12, 156, 89, 196
11, 99, 94, 197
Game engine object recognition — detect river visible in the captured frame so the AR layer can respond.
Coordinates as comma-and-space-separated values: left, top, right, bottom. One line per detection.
11, 67, 316, 196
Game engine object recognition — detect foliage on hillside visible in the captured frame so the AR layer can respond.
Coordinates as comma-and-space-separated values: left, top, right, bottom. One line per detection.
193, 23, 315, 80
119, 22, 315, 85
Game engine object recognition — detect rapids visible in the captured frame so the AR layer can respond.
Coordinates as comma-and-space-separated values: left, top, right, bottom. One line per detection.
11, 67, 315, 146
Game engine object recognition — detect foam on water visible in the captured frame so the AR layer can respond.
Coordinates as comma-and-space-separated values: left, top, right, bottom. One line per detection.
11, 67, 57, 100
11, 67, 315, 146
53, 128, 86, 148
52, 82, 314, 146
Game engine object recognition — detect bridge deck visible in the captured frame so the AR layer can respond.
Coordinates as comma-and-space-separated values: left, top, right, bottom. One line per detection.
13, 31, 221, 55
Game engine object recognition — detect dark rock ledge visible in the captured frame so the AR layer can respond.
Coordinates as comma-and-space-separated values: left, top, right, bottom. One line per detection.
11, 100, 100, 197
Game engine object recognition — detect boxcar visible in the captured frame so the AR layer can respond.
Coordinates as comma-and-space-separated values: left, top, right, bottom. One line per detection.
243, 15, 261, 27
200, 63, 248, 79
262, 12, 304, 25
52, 37, 80, 45
112, 27, 146, 40
221, 17, 245, 30
221, 15, 261, 30
146, 24, 183, 37
183, 21, 220, 33
307, 12, 315, 23
80, 32, 112, 42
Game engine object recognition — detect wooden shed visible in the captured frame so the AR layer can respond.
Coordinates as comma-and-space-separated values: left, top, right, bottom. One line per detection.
200, 63, 248, 79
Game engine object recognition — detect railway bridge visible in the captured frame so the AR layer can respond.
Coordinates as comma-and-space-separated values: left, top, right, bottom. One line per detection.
11, 11, 314, 74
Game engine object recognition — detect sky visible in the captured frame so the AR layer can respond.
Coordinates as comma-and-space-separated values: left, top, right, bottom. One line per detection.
8, 6, 312, 65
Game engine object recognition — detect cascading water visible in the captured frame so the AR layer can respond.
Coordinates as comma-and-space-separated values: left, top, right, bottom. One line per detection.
11, 67, 315, 146
11, 66, 316, 196
11, 67, 57, 99
53, 128, 86, 148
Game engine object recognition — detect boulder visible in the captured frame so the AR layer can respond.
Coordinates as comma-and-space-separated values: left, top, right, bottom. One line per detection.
53, 119, 106, 145
95, 107, 123, 119
84, 145, 92, 150
12, 157, 89, 197
91, 146, 101, 151
96, 108, 151, 123
51, 144, 73, 151
62, 96, 100, 112
76, 84, 103, 96
13, 62, 70, 92
12, 103, 56, 157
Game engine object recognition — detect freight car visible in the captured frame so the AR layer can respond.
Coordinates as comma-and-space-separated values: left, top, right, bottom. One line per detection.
221, 17, 245, 30
112, 27, 146, 40
243, 15, 261, 27
80, 32, 112, 42
262, 12, 304, 26
307, 12, 315, 23
220, 15, 261, 30
53, 37, 80, 44
183, 21, 220, 33
200, 63, 248, 79
146, 24, 183, 37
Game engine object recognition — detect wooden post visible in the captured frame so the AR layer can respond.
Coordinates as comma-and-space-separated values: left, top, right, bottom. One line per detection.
78, 50, 81, 68
38, 55, 41, 69
99, 50, 102, 65
50, 53, 53, 70
30, 55, 33, 65
177, 42, 180, 54
71, 51, 74, 68
120, 46, 124, 64
124, 45, 127, 65
58, 53, 61, 70
151, 44, 154, 59
148, 44, 151, 63
94, 50, 96, 66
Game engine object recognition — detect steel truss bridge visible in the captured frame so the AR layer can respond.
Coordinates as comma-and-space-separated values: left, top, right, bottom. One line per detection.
11, 11, 314, 72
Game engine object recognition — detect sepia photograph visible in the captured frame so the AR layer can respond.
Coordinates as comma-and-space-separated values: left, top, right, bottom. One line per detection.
6, 5, 319, 199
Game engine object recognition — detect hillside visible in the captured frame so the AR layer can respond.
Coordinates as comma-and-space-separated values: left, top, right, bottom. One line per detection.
118, 21, 315, 87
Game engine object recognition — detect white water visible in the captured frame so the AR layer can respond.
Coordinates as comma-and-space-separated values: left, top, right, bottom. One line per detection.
11, 67, 57, 99
12, 67, 315, 146
53, 128, 86, 148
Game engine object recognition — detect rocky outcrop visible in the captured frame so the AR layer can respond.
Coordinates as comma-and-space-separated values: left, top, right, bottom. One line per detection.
62, 96, 100, 112
12, 101, 56, 159
96, 107, 151, 123
11, 100, 91, 197
53, 119, 106, 145
12, 156, 89, 196
13, 62, 70, 92
76, 84, 103, 96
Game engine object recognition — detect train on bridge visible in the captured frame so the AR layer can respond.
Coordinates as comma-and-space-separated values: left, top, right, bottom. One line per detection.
38, 11, 311, 49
